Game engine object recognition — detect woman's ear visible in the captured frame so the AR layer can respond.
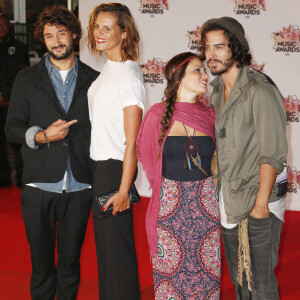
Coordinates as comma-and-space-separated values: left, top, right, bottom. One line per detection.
121, 31, 127, 40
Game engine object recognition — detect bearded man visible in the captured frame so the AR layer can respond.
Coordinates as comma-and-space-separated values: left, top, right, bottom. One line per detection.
5, 6, 98, 300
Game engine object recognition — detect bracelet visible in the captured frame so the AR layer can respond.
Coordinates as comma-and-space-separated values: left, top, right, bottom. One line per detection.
43, 130, 50, 149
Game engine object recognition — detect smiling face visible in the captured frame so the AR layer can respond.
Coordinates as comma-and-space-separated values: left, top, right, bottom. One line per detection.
204, 30, 235, 76
43, 24, 75, 60
93, 12, 126, 61
179, 58, 208, 98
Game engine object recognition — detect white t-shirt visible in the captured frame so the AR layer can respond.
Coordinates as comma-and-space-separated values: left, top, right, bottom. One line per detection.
88, 59, 145, 161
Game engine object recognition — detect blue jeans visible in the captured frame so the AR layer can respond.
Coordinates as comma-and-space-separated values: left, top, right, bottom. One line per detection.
222, 213, 282, 300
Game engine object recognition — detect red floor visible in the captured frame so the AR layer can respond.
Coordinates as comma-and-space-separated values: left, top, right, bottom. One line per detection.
0, 185, 300, 299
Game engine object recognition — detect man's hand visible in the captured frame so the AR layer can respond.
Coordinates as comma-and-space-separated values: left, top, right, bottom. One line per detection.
0, 96, 9, 106
35, 119, 77, 144
249, 203, 270, 218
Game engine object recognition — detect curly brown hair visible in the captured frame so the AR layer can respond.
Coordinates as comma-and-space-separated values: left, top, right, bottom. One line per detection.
158, 52, 199, 155
34, 5, 82, 44
87, 3, 139, 61
199, 23, 252, 68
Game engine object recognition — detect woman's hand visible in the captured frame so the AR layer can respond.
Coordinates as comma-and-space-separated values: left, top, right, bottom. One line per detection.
103, 191, 130, 216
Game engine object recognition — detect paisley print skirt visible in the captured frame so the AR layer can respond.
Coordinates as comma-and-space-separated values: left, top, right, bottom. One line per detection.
152, 177, 221, 300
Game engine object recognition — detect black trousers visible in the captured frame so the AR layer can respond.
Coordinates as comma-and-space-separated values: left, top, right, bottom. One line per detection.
21, 186, 92, 300
92, 159, 140, 300
0, 105, 23, 185
0, 106, 11, 183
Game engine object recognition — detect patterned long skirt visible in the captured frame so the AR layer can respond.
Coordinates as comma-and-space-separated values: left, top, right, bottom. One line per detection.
152, 177, 221, 300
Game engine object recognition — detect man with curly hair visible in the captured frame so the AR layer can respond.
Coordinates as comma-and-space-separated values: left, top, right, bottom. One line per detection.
200, 17, 287, 299
5, 6, 98, 300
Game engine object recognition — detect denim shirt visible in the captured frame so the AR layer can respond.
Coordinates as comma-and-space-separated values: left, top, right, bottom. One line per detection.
25, 55, 90, 193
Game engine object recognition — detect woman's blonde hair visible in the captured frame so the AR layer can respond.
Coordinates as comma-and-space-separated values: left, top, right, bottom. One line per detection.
87, 3, 140, 61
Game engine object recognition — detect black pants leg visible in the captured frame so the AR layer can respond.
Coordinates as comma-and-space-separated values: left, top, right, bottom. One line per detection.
56, 188, 93, 300
0, 106, 12, 185
21, 186, 92, 300
11, 142, 23, 186
93, 209, 140, 300
92, 159, 140, 300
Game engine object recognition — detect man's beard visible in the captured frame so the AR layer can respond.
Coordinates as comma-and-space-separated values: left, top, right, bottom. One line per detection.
208, 58, 234, 76
48, 42, 74, 60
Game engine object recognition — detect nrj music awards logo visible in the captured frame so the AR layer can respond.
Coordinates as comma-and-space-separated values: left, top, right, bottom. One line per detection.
186, 26, 201, 50
234, 0, 266, 15
272, 25, 300, 53
250, 59, 265, 72
140, 58, 167, 84
139, 0, 169, 15
287, 166, 300, 193
285, 95, 300, 123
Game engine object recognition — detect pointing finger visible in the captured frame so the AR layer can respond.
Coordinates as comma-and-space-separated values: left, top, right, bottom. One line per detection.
61, 120, 78, 129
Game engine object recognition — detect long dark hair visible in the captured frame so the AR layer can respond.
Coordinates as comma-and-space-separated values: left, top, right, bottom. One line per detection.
158, 52, 199, 155
199, 23, 252, 68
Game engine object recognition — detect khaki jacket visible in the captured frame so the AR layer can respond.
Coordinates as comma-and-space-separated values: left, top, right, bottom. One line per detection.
210, 66, 287, 223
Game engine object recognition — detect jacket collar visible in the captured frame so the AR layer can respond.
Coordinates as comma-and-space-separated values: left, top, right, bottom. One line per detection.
211, 66, 250, 111
44, 55, 78, 77
211, 65, 250, 91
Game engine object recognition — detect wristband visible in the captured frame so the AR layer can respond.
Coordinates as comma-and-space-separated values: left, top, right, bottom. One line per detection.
43, 130, 50, 149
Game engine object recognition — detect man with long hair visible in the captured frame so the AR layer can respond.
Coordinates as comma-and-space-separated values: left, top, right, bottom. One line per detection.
5, 6, 98, 299
200, 17, 287, 299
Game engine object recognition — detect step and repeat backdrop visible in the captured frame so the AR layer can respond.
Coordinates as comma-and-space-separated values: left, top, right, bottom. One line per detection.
79, 0, 300, 210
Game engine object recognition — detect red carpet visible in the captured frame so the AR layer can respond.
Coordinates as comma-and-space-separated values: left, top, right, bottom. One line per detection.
0, 185, 300, 299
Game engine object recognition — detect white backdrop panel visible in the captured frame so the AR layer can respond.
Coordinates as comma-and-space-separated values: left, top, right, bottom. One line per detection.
79, 0, 300, 210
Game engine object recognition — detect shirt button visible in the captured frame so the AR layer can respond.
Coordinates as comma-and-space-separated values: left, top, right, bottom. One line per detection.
63, 95, 66, 98
63, 142, 68, 147
231, 189, 235, 193
66, 81, 68, 84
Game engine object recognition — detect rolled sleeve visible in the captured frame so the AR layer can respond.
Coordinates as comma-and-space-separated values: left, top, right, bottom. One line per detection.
252, 83, 287, 174
25, 126, 43, 149
120, 81, 145, 111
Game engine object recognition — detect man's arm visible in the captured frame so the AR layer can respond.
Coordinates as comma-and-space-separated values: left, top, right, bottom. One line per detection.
251, 83, 287, 218
250, 164, 277, 218
5, 72, 31, 144
25, 120, 77, 150
103, 105, 143, 215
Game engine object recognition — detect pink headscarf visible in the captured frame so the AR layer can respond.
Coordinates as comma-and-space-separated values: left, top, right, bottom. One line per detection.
136, 101, 215, 256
